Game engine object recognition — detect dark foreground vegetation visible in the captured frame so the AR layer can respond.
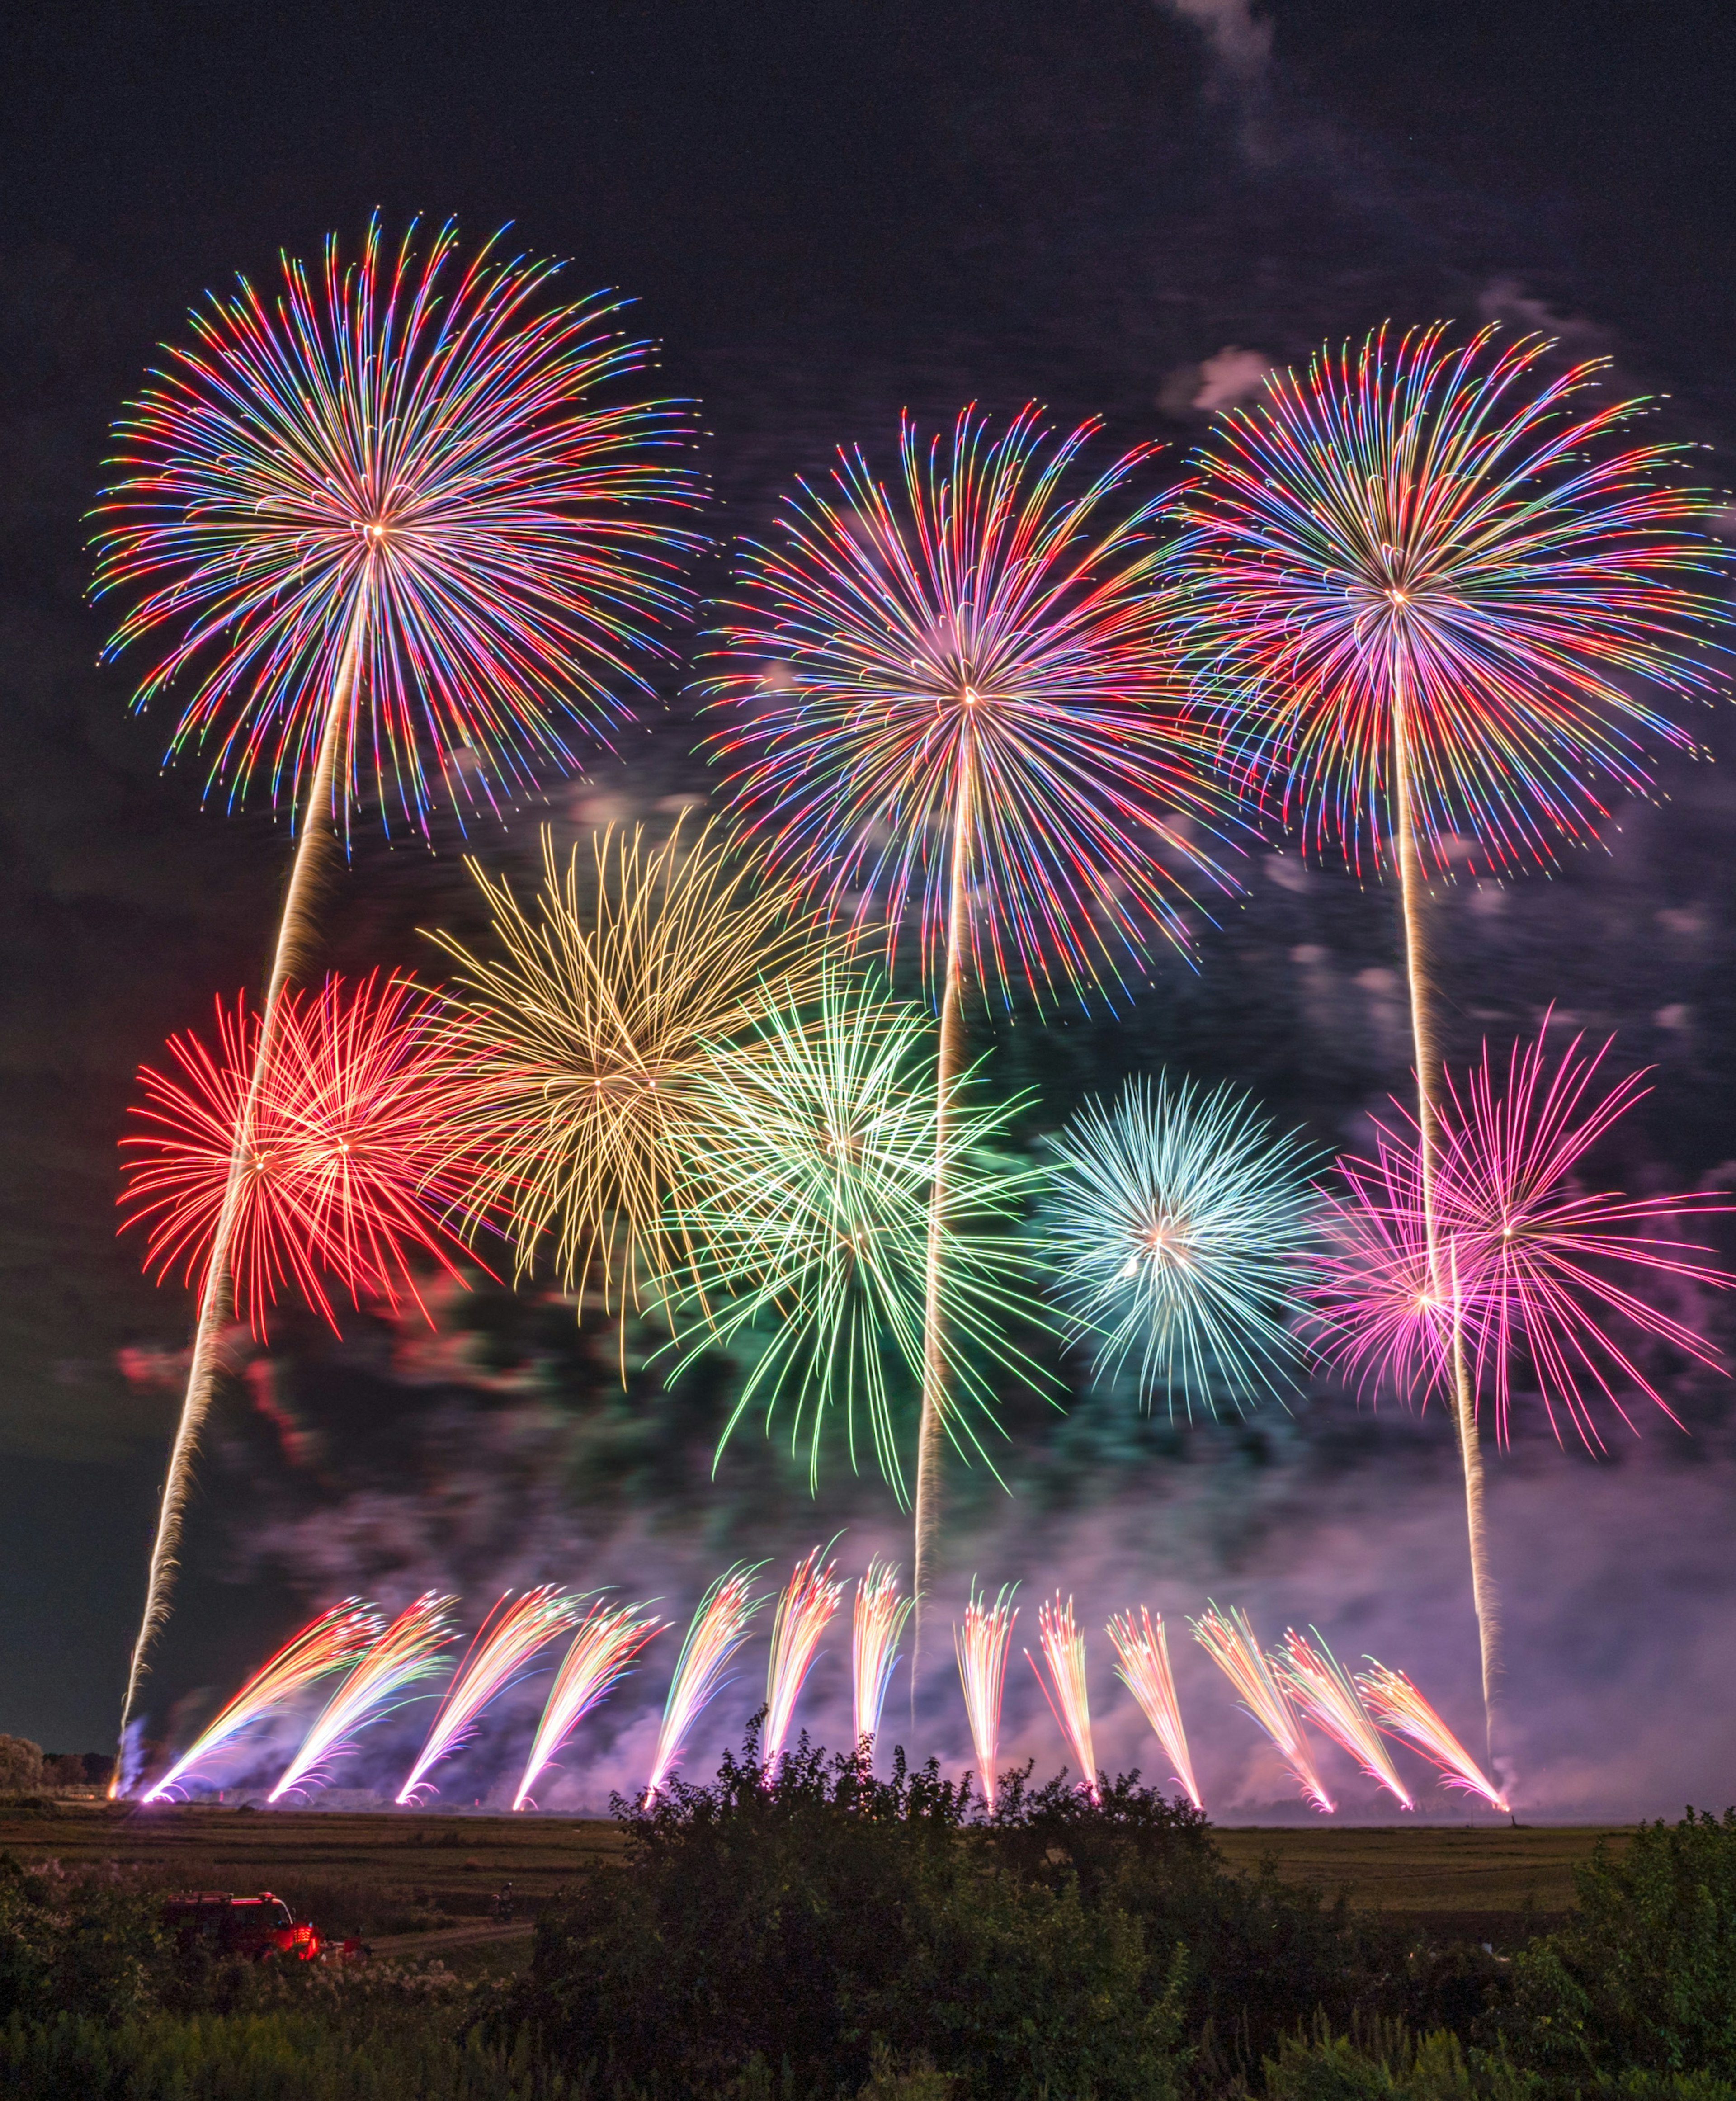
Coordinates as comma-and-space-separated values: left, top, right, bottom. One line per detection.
5, 1737, 1736, 2100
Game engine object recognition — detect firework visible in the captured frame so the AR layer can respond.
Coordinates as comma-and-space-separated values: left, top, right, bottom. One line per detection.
1275, 1629, 1413, 1810
1170, 327, 1729, 1737
142, 1602, 381, 1802
119, 974, 474, 1339
95, 217, 700, 1768
954, 1582, 1019, 1813
514, 1599, 664, 1811
644, 1565, 766, 1799
1027, 1594, 1100, 1803
396, 1587, 583, 1805
706, 405, 1236, 1619
429, 817, 830, 1338
1357, 1659, 1508, 1811
1191, 1603, 1333, 1813
763, 1547, 847, 1766
270, 1593, 456, 1803
1044, 1073, 1315, 1416
852, 1558, 915, 1759
656, 967, 1047, 1498
1106, 1608, 1201, 1811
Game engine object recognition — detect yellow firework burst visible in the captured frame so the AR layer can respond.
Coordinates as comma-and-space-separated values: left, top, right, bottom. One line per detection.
428, 814, 831, 1329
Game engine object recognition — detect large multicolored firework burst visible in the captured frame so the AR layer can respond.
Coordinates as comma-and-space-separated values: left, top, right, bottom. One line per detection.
656, 967, 1047, 1498
1170, 324, 1732, 1740
706, 403, 1235, 1613
119, 972, 474, 1338
429, 817, 830, 1339
1043, 1072, 1315, 1416
94, 217, 702, 1766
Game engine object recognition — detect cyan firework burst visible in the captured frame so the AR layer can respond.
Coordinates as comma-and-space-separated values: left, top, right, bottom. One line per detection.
1043, 1073, 1315, 1416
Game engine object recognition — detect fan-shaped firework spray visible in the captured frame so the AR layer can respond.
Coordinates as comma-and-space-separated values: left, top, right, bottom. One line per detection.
1357, 1660, 1508, 1811
763, 1547, 846, 1767
708, 404, 1235, 1625
954, 1581, 1018, 1813
657, 966, 1047, 1498
1192, 1603, 1333, 1813
397, 1587, 583, 1805
1027, 1594, 1100, 1803
644, 1565, 765, 1799
270, 1593, 456, 1802
429, 818, 830, 1354
142, 1601, 381, 1802
1106, 1607, 1201, 1811
1275, 1629, 1413, 1810
1172, 324, 1733, 1744
1045, 1073, 1315, 1414
852, 1558, 915, 1760
120, 973, 476, 1340
514, 1600, 664, 1812
94, 217, 702, 1767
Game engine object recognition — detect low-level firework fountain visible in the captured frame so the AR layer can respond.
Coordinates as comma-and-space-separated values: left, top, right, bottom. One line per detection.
1107, 1607, 1201, 1811
644, 1564, 765, 1799
270, 1593, 456, 1803
1192, 1602, 1334, 1814
1358, 1659, 1508, 1811
764, 1547, 845, 1767
397, 1587, 583, 1805
1028, 1593, 1100, 1804
1276, 1629, 1413, 1811
955, 1581, 1018, 1813
514, 1599, 664, 1811
852, 1557, 913, 1761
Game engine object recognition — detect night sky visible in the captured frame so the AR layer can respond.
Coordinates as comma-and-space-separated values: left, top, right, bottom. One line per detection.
5, 1, 1736, 1805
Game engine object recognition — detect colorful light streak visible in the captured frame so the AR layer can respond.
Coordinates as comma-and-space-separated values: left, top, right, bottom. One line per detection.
852, 1558, 914, 1760
1357, 1659, 1509, 1811
1045, 1073, 1316, 1416
1106, 1607, 1201, 1811
397, 1587, 583, 1805
1191, 1603, 1334, 1814
514, 1599, 664, 1812
142, 1601, 381, 1802
644, 1564, 765, 1799
954, 1582, 1018, 1814
270, 1593, 456, 1803
1027, 1593, 1100, 1803
763, 1548, 846, 1766
1275, 1629, 1413, 1810
429, 817, 830, 1340
657, 966, 1047, 1499
120, 973, 476, 1340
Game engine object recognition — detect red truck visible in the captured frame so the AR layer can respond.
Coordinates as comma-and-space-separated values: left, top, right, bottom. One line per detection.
161, 1891, 321, 1961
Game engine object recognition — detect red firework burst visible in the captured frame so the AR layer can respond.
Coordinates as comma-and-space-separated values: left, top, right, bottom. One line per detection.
120, 971, 475, 1336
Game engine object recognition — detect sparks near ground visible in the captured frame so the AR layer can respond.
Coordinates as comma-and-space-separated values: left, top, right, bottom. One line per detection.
955, 1582, 1019, 1814
1276, 1629, 1414, 1812
1192, 1603, 1334, 1815
142, 1602, 381, 1803
1107, 1607, 1201, 1811
270, 1594, 457, 1804
397, 1587, 583, 1805
515, 1600, 664, 1812
763, 1548, 846, 1766
852, 1559, 914, 1761
1028, 1593, 1100, 1803
1358, 1659, 1509, 1811
644, 1565, 765, 1799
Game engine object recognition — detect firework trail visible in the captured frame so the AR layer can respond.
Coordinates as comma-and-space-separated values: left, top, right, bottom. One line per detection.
706, 406, 1236, 1633
142, 1602, 381, 1802
1027, 1594, 1100, 1803
657, 967, 1047, 1499
1045, 1073, 1315, 1416
954, 1582, 1018, 1813
514, 1599, 664, 1811
94, 217, 702, 1767
1357, 1660, 1509, 1811
1171, 325, 1731, 1746
396, 1587, 583, 1805
270, 1593, 456, 1803
1106, 1608, 1201, 1811
763, 1547, 847, 1767
1275, 1628, 1413, 1810
429, 817, 830, 1357
852, 1558, 914, 1760
119, 973, 475, 1339
1191, 1603, 1333, 1814
644, 1564, 766, 1799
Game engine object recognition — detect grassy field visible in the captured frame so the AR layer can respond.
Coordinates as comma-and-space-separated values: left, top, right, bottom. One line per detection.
0, 1799, 1626, 1947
